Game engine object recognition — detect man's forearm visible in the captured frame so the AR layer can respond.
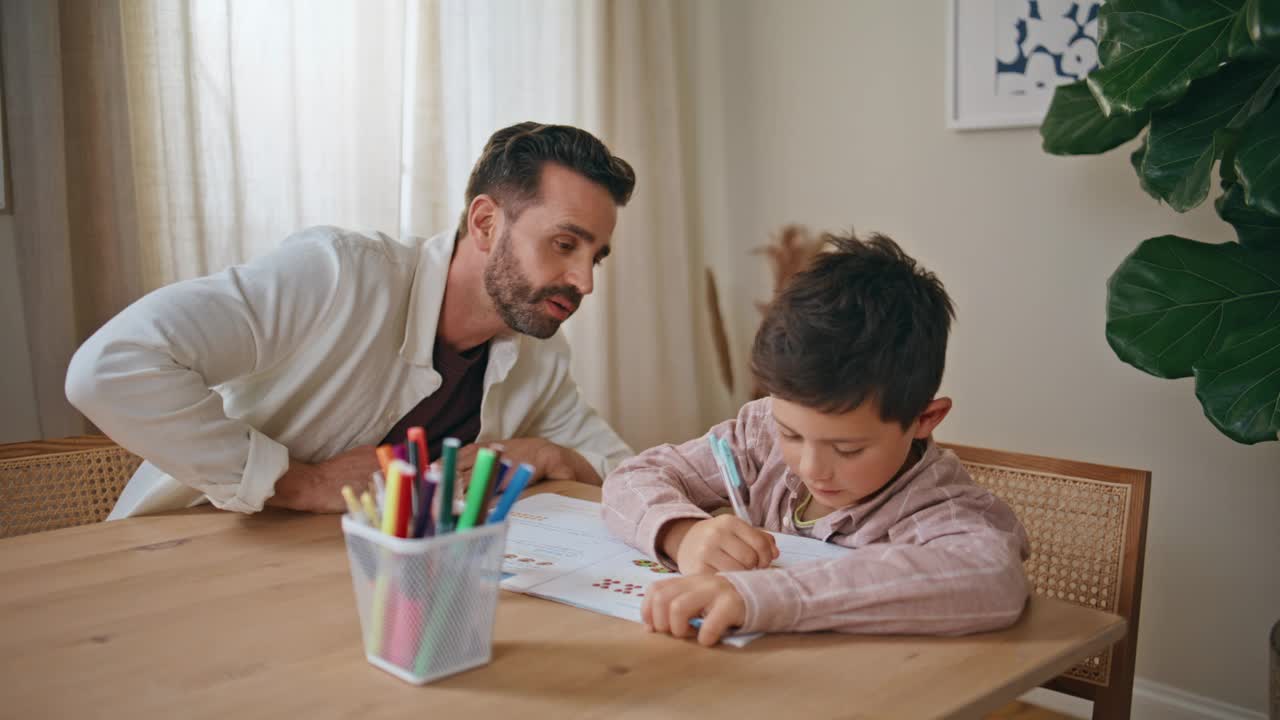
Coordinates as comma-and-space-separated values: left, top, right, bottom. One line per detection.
267, 445, 379, 513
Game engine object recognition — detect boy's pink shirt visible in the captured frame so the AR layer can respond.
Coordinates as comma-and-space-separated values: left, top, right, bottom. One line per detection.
601, 397, 1031, 636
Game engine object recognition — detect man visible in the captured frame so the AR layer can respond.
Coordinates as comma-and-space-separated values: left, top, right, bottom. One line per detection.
66, 122, 636, 517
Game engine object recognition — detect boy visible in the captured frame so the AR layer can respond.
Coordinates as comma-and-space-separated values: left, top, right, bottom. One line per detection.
602, 231, 1030, 646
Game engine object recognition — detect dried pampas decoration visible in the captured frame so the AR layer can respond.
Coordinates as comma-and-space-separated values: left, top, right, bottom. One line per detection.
704, 224, 825, 397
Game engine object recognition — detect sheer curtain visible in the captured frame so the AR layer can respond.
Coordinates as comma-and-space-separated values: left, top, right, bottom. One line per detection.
8, 0, 714, 449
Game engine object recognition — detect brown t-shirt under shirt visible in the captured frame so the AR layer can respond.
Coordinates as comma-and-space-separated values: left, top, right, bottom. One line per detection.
380, 337, 490, 459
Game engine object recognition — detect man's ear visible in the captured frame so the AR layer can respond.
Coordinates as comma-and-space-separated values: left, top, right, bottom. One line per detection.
467, 195, 500, 252
912, 397, 953, 440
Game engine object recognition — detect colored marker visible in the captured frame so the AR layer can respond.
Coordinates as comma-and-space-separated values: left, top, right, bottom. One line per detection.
410, 469, 439, 539
456, 449, 497, 530
375, 445, 394, 475
360, 490, 380, 527
391, 460, 417, 537
407, 428, 428, 476
438, 438, 460, 534
381, 466, 403, 537
340, 485, 365, 524
405, 437, 421, 518
492, 459, 513, 496
371, 470, 386, 510
488, 463, 535, 524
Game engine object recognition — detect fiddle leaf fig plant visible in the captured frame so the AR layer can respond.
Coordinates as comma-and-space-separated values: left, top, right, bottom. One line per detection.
1041, 0, 1280, 444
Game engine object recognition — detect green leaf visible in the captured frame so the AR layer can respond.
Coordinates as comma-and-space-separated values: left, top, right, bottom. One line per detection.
1230, 7, 1265, 58
1106, 235, 1280, 378
1041, 81, 1150, 155
1194, 310, 1280, 444
1131, 136, 1162, 200
1234, 93, 1280, 216
1217, 182, 1280, 248
1244, 0, 1280, 54
1140, 62, 1280, 212
1091, 0, 1242, 115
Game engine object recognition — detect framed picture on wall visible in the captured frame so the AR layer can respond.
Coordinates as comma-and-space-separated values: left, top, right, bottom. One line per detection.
946, 0, 1102, 130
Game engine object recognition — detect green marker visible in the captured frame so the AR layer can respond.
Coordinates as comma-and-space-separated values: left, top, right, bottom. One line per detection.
456, 449, 497, 531
438, 438, 460, 534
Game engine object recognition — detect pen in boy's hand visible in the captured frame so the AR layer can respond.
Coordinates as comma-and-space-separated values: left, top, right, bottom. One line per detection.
708, 434, 751, 524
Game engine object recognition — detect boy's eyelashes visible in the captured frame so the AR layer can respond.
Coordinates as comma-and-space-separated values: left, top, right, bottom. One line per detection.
778, 433, 866, 457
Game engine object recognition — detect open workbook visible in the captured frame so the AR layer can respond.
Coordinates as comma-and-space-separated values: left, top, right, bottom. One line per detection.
498, 493, 849, 647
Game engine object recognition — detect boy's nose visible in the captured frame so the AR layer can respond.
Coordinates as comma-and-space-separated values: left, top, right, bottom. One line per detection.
797, 446, 832, 483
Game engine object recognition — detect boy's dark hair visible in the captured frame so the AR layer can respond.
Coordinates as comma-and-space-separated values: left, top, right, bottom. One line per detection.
750, 230, 956, 428
458, 122, 636, 237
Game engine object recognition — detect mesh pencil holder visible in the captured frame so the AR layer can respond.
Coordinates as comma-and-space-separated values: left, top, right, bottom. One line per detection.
341, 516, 509, 685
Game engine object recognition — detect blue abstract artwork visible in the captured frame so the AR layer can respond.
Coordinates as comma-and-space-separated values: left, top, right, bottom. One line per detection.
994, 0, 1101, 96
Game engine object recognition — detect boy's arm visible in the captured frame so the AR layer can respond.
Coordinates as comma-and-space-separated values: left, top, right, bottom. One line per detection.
720, 487, 1031, 636
602, 400, 771, 563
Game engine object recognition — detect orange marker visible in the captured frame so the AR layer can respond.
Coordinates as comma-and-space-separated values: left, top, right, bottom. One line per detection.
375, 445, 394, 475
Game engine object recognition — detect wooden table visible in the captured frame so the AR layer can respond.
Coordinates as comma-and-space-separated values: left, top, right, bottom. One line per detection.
0, 481, 1125, 719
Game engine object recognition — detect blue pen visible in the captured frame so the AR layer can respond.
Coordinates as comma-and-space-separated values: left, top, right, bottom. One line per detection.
491, 459, 513, 497
708, 435, 751, 523
487, 463, 535, 523
687, 617, 742, 644
715, 435, 748, 501
410, 470, 439, 538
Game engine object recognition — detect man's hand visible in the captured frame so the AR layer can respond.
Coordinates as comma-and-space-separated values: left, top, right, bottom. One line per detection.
659, 515, 778, 575
447, 438, 601, 495
641, 574, 748, 647
267, 445, 380, 513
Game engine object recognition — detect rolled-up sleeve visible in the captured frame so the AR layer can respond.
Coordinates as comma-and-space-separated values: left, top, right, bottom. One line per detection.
722, 489, 1030, 636
65, 228, 349, 512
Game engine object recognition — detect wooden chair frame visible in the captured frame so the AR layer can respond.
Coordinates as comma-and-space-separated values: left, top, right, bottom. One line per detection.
942, 443, 1151, 720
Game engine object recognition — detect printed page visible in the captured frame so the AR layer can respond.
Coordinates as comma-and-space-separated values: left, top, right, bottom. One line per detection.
499, 494, 848, 648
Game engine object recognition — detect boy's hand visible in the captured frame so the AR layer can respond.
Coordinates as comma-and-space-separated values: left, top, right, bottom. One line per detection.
642, 574, 748, 647
661, 515, 779, 575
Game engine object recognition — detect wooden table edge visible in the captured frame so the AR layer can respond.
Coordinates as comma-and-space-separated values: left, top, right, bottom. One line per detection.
947, 610, 1127, 719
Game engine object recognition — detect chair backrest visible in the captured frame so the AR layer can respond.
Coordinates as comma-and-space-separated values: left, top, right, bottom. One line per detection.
941, 443, 1150, 720
0, 436, 141, 538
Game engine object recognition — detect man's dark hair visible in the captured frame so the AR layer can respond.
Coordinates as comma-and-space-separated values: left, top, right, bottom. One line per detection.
750, 230, 956, 428
458, 122, 636, 236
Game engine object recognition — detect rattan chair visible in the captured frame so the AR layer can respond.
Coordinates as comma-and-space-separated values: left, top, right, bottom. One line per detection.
941, 443, 1151, 720
0, 435, 141, 538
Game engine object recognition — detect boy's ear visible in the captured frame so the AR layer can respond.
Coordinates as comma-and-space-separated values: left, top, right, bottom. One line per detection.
912, 397, 953, 440
467, 195, 500, 252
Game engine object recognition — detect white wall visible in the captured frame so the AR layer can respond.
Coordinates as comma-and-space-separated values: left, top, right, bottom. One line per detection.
0, 214, 40, 442
681, 1, 1280, 713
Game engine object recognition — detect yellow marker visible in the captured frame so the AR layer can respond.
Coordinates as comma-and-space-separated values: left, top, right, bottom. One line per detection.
381, 464, 403, 537
340, 485, 363, 522
360, 491, 380, 527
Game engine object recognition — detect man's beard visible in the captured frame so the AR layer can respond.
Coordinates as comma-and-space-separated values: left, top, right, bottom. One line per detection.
483, 227, 583, 339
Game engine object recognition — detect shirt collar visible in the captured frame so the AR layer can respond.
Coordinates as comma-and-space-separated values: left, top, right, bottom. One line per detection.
399, 229, 523, 385
399, 230, 454, 366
